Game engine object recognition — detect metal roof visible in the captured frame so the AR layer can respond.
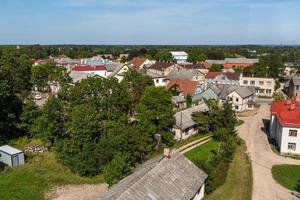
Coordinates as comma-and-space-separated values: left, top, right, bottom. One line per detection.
0, 145, 23, 155
170, 51, 188, 56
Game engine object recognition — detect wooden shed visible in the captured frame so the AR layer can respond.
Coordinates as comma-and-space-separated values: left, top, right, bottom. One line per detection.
0, 145, 24, 167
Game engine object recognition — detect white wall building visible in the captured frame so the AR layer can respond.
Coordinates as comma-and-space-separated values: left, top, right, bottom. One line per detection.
270, 100, 300, 155
240, 75, 275, 97
170, 51, 188, 64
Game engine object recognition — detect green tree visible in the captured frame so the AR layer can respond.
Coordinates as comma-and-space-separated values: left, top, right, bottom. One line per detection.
136, 86, 175, 146
209, 64, 223, 72
186, 94, 193, 108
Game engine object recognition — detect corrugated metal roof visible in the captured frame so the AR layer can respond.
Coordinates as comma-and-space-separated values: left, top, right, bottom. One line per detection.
0, 145, 23, 155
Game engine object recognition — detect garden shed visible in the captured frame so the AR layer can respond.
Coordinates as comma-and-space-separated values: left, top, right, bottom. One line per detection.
0, 145, 24, 167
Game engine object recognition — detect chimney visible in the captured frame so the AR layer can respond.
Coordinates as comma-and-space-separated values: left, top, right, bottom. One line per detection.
286, 99, 292, 105
290, 103, 296, 111
164, 148, 171, 158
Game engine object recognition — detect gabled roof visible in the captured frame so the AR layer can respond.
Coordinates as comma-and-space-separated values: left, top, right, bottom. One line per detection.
166, 80, 198, 96
174, 103, 209, 130
225, 58, 259, 64
205, 72, 221, 79
148, 62, 174, 70
130, 57, 147, 68
99, 150, 207, 200
205, 72, 240, 80
73, 65, 106, 71
109, 64, 129, 77
170, 51, 188, 56
167, 69, 200, 80
180, 63, 206, 70
228, 86, 255, 99
172, 95, 186, 103
271, 100, 300, 127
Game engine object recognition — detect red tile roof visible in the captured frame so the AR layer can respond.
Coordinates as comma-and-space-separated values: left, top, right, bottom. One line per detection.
166, 80, 198, 96
271, 100, 300, 127
199, 61, 212, 69
205, 72, 221, 79
73, 65, 106, 71
130, 57, 146, 68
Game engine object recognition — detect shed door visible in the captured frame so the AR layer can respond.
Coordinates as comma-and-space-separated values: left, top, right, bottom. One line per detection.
12, 155, 19, 166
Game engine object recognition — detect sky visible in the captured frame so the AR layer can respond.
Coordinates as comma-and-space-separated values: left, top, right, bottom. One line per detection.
0, 0, 300, 45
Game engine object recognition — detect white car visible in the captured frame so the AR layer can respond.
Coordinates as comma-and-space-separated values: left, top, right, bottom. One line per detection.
34, 94, 42, 100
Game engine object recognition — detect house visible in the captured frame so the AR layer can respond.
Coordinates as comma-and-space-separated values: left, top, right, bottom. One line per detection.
108, 64, 130, 82
172, 103, 209, 140
225, 86, 256, 112
147, 62, 179, 76
288, 76, 300, 97
201, 86, 221, 100
146, 71, 167, 87
172, 95, 187, 110
180, 63, 209, 76
204, 72, 240, 88
240, 75, 275, 97
270, 100, 300, 155
223, 58, 259, 69
130, 57, 153, 70
32, 59, 47, 66
0, 145, 24, 167
170, 51, 188, 64
69, 71, 99, 83
166, 68, 206, 86
166, 80, 203, 97
72, 65, 107, 77
98, 149, 208, 200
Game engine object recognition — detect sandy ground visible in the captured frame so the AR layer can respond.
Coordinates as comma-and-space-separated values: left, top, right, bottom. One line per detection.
46, 184, 108, 200
237, 104, 300, 200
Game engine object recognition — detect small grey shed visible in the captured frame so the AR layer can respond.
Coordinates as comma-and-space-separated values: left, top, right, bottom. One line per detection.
0, 145, 24, 167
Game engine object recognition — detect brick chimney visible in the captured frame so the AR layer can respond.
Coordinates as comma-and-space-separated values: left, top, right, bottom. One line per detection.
286, 99, 292, 105
164, 148, 171, 158
290, 103, 296, 111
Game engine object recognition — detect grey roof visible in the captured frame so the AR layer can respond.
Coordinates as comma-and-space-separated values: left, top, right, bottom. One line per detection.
292, 76, 300, 86
170, 51, 188, 56
172, 95, 186, 103
105, 63, 123, 72
174, 103, 209, 130
146, 71, 165, 78
192, 93, 202, 102
225, 58, 259, 64
205, 59, 225, 65
216, 85, 255, 99
109, 64, 129, 77
69, 71, 97, 83
0, 145, 23, 155
98, 150, 207, 200
166, 69, 199, 80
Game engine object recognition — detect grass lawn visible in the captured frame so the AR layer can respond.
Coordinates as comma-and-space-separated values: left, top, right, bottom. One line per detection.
272, 164, 300, 192
205, 142, 252, 200
0, 152, 104, 200
184, 140, 220, 166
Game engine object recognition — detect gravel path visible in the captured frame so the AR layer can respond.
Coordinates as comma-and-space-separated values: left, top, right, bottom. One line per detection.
237, 104, 300, 200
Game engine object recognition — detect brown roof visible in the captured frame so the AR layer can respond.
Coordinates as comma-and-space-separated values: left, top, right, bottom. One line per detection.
130, 57, 146, 68
224, 72, 240, 80
166, 79, 198, 96
148, 62, 174, 71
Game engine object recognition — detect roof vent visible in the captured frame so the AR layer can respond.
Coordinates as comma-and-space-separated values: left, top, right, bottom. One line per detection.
290, 103, 296, 111
164, 148, 171, 159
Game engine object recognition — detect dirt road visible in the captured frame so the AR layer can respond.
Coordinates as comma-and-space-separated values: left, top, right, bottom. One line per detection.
237, 104, 300, 200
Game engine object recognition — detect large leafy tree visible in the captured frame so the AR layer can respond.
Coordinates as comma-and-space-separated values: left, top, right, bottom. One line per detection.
136, 86, 175, 146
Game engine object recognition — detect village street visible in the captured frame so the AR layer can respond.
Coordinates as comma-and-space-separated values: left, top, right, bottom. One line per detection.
237, 104, 300, 200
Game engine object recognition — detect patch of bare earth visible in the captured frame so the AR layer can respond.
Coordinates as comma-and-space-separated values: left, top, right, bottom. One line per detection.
46, 184, 108, 200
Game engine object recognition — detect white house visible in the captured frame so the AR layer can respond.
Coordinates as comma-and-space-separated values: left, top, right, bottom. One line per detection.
226, 86, 255, 112
270, 100, 300, 155
172, 103, 209, 140
170, 51, 188, 64
240, 75, 275, 97
146, 71, 168, 87
109, 64, 130, 82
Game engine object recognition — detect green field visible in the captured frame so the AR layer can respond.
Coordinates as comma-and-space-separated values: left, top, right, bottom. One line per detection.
0, 153, 104, 200
184, 139, 220, 166
206, 143, 252, 200
272, 164, 300, 192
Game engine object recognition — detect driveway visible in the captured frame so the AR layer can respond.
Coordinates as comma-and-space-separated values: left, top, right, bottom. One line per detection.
237, 104, 300, 200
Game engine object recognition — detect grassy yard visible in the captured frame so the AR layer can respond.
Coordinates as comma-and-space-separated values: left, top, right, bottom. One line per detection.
184, 140, 220, 166
205, 143, 252, 200
0, 152, 104, 200
272, 164, 300, 192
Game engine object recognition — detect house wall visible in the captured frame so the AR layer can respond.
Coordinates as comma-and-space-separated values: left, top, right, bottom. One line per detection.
192, 184, 205, 200
240, 77, 275, 97
172, 126, 197, 140
227, 91, 254, 112
153, 77, 167, 87
279, 126, 300, 154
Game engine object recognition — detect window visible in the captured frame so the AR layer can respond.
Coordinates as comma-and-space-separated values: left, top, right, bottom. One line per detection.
235, 105, 239, 110
259, 81, 264, 85
156, 79, 159, 83
243, 80, 248, 85
267, 81, 272, 86
288, 143, 296, 151
259, 89, 265, 94
289, 130, 297, 137
236, 98, 239, 102
250, 81, 255, 85
162, 79, 167, 82
266, 89, 272, 94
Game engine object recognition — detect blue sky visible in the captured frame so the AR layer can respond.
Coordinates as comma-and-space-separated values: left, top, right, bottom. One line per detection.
0, 0, 300, 45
